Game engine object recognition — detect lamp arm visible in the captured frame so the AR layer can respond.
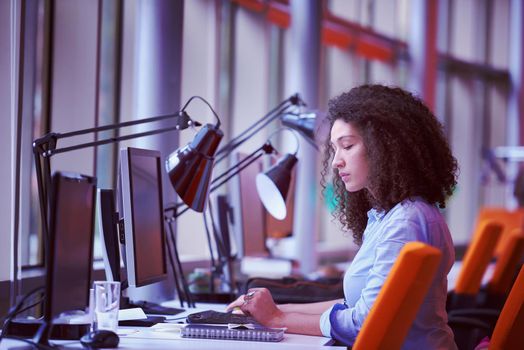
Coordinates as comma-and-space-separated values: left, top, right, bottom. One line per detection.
32, 94, 217, 242
216, 100, 289, 154
213, 105, 287, 165
32, 139, 56, 242
214, 94, 303, 160
211, 143, 275, 186
58, 111, 195, 139
209, 148, 268, 193
36, 114, 197, 157
47, 124, 193, 157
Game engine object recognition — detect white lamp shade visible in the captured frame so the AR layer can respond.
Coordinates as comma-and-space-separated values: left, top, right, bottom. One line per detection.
255, 153, 297, 220
256, 173, 287, 220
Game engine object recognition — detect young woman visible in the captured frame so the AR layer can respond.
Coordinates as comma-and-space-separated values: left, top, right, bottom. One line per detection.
227, 84, 459, 349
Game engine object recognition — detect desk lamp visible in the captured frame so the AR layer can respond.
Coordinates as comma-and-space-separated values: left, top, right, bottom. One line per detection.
256, 153, 298, 220
165, 133, 300, 306
214, 93, 318, 163
30, 96, 223, 346
33, 95, 223, 237
214, 93, 317, 215
165, 94, 318, 305
165, 93, 317, 220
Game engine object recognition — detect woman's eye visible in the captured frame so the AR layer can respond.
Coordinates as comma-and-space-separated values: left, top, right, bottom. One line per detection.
343, 145, 353, 150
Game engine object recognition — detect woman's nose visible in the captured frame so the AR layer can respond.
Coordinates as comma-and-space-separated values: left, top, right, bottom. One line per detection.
332, 153, 343, 169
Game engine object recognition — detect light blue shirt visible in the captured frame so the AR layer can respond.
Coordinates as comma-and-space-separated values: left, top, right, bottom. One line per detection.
319, 198, 457, 349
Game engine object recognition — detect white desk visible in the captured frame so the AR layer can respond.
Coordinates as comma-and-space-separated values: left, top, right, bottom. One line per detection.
0, 335, 339, 349
0, 302, 344, 349
0, 331, 340, 349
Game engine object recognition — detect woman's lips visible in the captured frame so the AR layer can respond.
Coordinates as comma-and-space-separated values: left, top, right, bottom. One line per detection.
339, 172, 350, 182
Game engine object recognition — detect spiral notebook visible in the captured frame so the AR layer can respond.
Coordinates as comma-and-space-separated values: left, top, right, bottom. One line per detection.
181, 324, 285, 342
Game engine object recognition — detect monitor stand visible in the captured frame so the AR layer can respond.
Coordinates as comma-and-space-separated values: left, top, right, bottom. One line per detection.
6, 299, 185, 334
5, 318, 90, 340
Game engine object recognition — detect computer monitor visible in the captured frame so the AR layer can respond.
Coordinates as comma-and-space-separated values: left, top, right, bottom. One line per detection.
98, 163, 184, 318
45, 171, 96, 320
118, 147, 167, 288
97, 188, 122, 283
214, 194, 233, 259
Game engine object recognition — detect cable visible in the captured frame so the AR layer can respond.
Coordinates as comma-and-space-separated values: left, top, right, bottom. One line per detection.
8, 297, 44, 319
1, 287, 45, 342
5, 287, 44, 318
180, 95, 222, 128
266, 127, 301, 155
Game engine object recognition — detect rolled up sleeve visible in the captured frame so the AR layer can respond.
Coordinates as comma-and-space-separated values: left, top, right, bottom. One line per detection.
319, 305, 334, 337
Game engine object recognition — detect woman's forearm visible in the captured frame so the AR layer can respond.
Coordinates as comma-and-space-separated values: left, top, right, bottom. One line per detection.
269, 311, 324, 336
277, 298, 342, 314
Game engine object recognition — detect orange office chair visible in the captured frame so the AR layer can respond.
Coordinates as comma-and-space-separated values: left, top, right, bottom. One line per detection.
448, 219, 503, 310
487, 264, 524, 350
484, 228, 524, 307
475, 207, 524, 257
352, 242, 442, 350
449, 265, 524, 350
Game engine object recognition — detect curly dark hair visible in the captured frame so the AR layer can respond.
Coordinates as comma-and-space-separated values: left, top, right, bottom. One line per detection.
320, 84, 458, 245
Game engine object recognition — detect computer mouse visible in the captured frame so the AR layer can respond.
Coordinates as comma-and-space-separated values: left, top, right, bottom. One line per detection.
80, 330, 120, 349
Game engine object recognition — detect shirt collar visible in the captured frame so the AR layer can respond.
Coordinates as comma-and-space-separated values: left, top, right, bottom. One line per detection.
367, 208, 386, 221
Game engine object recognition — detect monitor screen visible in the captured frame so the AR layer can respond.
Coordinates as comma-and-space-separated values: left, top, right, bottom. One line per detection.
119, 147, 167, 287
46, 171, 96, 320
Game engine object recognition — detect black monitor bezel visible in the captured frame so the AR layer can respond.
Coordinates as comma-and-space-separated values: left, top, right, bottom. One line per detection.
44, 171, 96, 322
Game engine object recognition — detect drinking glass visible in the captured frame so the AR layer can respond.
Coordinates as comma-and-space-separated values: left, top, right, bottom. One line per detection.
92, 281, 120, 332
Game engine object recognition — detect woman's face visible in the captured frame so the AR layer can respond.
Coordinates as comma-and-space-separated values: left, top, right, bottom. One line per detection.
330, 119, 369, 192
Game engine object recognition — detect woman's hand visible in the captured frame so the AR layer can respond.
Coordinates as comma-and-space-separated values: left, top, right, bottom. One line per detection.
225, 294, 248, 314
226, 288, 285, 328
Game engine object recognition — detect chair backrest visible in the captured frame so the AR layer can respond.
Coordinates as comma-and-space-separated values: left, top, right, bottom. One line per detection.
489, 265, 524, 350
487, 228, 524, 296
352, 242, 442, 350
475, 207, 524, 257
454, 220, 503, 295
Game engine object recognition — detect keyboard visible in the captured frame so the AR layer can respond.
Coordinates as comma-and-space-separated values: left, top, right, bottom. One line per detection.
186, 310, 257, 325
130, 300, 185, 316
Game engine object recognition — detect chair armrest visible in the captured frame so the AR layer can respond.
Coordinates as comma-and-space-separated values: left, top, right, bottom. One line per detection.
448, 308, 499, 317
447, 316, 490, 330
448, 308, 500, 327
